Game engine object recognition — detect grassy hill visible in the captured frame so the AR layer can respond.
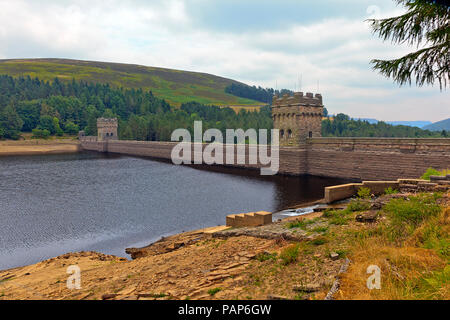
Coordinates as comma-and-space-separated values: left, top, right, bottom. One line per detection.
0, 58, 263, 107
423, 118, 450, 131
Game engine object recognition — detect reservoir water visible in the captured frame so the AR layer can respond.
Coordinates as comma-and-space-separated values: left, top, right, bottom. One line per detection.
0, 152, 347, 270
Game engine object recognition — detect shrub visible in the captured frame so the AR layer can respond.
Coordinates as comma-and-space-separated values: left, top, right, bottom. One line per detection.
421, 167, 450, 180
279, 244, 300, 265
385, 187, 399, 195
357, 187, 372, 199
32, 128, 50, 139
421, 168, 441, 180
347, 199, 371, 212
208, 288, 222, 296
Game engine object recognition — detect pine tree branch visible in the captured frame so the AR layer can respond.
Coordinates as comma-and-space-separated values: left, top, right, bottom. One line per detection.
372, 43, 449, 89
367, 0, 449, 46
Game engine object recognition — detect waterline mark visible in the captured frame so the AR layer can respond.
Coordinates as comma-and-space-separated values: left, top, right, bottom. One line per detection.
171, 121, 280, 176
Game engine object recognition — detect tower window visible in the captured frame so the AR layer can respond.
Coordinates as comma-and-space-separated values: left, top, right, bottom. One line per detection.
280, 130, 285, 139
288, 129, 292, 138
309, 131, 313, 138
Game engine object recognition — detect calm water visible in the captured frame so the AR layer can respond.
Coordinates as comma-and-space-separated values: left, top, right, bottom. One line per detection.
0, 153, 347, 270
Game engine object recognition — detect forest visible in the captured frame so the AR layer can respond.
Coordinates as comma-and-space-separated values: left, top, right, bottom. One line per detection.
0, 75, 446, 141
0, 75, 272, 142
225, 83, 294, 104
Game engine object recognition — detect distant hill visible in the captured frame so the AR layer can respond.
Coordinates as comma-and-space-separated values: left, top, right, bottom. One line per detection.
357, 118, 432, 128
0, 58, 262, 107
423, 118, 450, 131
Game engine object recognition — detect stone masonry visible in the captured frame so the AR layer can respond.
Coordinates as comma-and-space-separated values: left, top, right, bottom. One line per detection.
79, 102, 450, 181
97, 118, 118, 141
272, 92, 324, 146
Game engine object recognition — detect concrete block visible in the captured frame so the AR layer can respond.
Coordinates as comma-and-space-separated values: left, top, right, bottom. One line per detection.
324, 183, 363, 203
226, 211, 272, 228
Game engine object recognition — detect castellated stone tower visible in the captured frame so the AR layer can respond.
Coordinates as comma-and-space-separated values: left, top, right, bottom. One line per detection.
97, 118, 118, 141
272, 92, 324, 146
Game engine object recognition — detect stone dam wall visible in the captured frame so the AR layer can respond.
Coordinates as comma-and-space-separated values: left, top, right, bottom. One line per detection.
80, 138, 450, 181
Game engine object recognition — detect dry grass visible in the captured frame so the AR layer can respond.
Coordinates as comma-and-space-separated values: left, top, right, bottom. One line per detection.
338, 195, 450, 300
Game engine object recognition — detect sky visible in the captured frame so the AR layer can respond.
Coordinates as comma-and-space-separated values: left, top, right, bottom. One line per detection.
0, 0, 448, 122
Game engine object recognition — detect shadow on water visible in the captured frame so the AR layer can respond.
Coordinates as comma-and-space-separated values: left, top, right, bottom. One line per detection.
120, 153, 353, 210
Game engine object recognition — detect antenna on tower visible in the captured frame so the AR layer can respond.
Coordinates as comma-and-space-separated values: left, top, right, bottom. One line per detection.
299, 74, 302, 92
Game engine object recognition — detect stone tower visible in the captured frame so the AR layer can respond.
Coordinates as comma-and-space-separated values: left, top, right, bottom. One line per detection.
272, 92, 324, 146
97, 118, 118, 141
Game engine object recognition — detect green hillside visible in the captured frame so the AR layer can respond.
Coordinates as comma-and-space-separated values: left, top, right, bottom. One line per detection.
0, 58, 262, 107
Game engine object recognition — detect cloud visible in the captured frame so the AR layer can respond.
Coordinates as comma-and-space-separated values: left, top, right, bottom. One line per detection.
0, 0, 448, 122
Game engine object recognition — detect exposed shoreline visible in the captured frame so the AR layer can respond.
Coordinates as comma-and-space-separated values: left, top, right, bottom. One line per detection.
0, 139, 80, 156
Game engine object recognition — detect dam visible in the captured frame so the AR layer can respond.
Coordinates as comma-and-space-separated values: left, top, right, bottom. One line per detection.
79, 92, 450, 181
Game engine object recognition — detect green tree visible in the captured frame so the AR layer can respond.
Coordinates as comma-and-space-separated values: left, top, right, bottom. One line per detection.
64, 121, 80, 135
369, 0, 449, 88
38, 115, 56, 134
0, 105, 24, 140
53, 117, 64, 136
32, 128, 51, 139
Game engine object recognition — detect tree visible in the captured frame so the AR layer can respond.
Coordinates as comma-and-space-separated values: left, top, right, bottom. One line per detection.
64, 121, 80, 135
32, 128, 51, 139
38, 115, 56, 134
0, 105, 24, 140
369, 0, 449, 88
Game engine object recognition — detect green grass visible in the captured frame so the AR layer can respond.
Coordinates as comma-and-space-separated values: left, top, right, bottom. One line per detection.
310, 236, 329, 246
279, 244, 300, 265
383, 193, 443, 242
255, 252, 278, 262
208, 288, 222, 296
0, 58, 263, 107
286, 218, 318, 230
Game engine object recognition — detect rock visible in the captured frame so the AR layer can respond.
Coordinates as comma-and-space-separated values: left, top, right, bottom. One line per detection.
370, 202, 383, 210
267, 294, 288, 300
117, 287, 136, 296
356, 210, 378, 223
101, 294, 118, 300
330, 252, 339, 261
220, 263, 244, 270
119, 295, 138, 300
293, 283, 321, 293
207, 274, 230, 282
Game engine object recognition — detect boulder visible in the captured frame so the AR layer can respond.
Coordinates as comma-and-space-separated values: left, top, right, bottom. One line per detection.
330, 252, 339, 261
356, 211, 378, 223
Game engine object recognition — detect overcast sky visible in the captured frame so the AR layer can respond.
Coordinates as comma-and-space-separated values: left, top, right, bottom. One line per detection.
0, 0, 448, 121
